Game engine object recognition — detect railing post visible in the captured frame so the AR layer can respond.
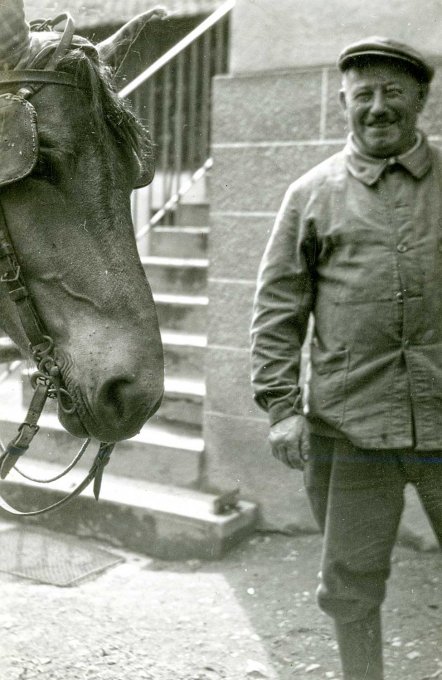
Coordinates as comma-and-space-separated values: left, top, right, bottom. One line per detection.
173, 51, 185, 200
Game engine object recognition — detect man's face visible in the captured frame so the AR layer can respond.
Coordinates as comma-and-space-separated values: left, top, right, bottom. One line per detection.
340, 60, 428, 157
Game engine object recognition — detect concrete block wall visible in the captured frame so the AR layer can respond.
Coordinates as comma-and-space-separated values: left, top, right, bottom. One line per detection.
230, 0, 442, 74
205, 0, 442, 531
205, 68, 346, 530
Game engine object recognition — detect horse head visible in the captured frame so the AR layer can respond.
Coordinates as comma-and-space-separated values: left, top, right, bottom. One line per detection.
0, 9, 166, 444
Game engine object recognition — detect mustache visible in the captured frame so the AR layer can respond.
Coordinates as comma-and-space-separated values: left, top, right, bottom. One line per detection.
366, 115, 396, 125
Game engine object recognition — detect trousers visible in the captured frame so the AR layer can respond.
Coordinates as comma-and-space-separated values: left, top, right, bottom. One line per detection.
304, 434, 442, 623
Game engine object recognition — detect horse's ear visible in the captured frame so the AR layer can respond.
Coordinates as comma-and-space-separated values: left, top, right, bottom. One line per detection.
96, 8, 168, 71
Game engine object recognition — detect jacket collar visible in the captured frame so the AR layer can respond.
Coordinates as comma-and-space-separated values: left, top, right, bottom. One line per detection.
344, 132, 432, 186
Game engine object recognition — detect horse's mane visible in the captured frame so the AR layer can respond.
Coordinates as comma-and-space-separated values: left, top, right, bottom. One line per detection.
30, 41, 154, 181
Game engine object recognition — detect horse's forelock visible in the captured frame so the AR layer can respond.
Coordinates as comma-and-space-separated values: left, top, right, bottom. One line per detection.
26, 34, 154, 181
26, 31, 98, 71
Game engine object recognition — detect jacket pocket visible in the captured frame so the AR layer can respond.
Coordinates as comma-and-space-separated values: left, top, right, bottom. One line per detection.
310, 345, 349, 374
308, 345, 349, 427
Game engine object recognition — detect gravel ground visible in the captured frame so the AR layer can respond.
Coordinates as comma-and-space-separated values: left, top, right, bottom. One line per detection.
0, 524, 440, 680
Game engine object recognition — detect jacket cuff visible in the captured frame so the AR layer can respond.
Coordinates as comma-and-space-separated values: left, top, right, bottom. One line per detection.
268, 393, 304, 426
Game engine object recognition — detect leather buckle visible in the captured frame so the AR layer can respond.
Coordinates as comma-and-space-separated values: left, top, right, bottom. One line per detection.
0, 265, 20, 283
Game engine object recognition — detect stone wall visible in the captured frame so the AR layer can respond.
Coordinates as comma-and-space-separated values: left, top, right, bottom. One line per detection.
230, 0, 442, 74
205, 0, 442, 533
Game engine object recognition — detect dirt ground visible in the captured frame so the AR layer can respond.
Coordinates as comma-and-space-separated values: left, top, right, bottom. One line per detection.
0, 525, 440, 680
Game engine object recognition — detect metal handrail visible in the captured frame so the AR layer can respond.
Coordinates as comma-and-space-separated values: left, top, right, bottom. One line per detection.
119, 0, 235, 99
121, 0, 234, 244
135, 158, 213, 241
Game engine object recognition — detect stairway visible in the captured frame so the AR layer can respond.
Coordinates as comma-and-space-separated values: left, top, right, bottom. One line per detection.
140, 206, 211, 481
0, 202, 258, 558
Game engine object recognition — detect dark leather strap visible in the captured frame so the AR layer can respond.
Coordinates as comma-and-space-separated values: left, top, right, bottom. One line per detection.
0, 71, 80, 89
0, 383, 49, 479
0, 442, 114, 516
0, 14, 82, 97
42, 14, 75, 71
0, 204, 48, 348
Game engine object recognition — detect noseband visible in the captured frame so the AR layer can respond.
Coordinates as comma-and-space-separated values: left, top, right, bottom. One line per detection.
0, 15, 115, 516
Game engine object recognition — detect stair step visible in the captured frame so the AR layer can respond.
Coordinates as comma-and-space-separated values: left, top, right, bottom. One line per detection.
165, 376, 205, 397
1, 375, 203, 487
162, 329, 207, 380
0, 338, 24, 363
20, 369, 205, 427
0, 461, 258, 559
0, 414, 203, 489
154, 293, 208, 333
143, 255, 209, 268
175, 203, 210, 227
155, 293, 209, 305
161, 329, 207, 348
148, 226, 209, 258
143, 255, 208, 295
160, 376, 205, 426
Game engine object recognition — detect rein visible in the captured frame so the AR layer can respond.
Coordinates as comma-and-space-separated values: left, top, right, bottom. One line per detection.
0, 15, 115, 517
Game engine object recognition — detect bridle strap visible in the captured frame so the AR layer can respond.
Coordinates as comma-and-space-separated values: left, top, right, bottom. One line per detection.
0, 14, 80, 99
13, 438, 90, 483
0, 204, 48, 349
0, 383, 49, 479
0, 442, 114, 516
40, 13, 75, 71
0, 71, 80, 89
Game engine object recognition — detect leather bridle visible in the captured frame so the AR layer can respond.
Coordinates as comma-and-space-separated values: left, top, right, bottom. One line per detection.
0, 15, 115, 516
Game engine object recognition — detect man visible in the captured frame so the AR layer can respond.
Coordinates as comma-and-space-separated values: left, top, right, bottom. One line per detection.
251, 37, 442, 680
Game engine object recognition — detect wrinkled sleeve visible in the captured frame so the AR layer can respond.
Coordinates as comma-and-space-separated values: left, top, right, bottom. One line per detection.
250, 182, 316, 426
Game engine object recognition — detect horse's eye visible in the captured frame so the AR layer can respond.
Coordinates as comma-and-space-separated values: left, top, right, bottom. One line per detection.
33, 154, 58, 182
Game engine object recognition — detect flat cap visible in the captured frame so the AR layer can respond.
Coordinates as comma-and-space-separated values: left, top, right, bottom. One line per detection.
338, 36, 434, 83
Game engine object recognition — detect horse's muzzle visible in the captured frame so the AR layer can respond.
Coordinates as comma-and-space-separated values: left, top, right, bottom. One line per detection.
59, 374, 164, 442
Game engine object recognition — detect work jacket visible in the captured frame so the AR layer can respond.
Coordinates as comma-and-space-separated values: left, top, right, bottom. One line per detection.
251, 133, 442, 450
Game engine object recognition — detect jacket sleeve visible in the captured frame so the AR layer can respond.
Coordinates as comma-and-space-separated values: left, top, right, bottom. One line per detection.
250, 182, 317, 426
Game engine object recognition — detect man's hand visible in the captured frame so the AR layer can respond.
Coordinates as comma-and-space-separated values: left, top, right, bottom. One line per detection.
268, 415, 309, 470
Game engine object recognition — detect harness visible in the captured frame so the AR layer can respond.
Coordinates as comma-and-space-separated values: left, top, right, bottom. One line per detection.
0, 15, 115, 516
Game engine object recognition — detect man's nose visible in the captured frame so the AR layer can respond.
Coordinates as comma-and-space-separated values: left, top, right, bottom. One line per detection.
370, 90, 387, 115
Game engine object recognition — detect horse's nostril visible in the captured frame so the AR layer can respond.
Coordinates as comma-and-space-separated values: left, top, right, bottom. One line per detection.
102, 378, 130, 420
99, 376, 136, 421
96, 374, 162, 439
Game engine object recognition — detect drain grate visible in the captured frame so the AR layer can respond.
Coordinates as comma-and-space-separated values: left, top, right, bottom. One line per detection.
0, 528, 123, 586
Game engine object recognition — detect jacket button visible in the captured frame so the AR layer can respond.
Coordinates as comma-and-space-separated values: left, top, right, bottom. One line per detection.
397, 244, 408, 253
396, 292, 404, 302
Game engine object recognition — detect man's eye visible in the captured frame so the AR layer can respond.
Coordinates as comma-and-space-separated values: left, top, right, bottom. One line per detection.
354, 92, 372, 102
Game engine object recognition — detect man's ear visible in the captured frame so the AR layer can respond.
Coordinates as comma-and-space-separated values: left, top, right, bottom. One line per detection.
339, 88, 347, 112
416, 83, 430, 113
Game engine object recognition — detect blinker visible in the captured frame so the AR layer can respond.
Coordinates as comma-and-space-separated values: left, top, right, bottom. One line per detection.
0, 93, 38, 187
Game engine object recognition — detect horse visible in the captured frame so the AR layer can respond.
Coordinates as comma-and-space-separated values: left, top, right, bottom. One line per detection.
0, 9, 166, 511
